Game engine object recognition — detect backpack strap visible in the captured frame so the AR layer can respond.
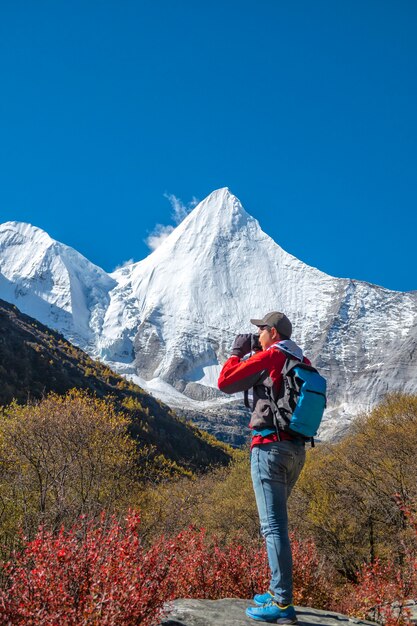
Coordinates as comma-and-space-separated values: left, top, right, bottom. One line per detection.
263, 356, 294, 437
244, 389, 250, 409
263, 381, 284, 440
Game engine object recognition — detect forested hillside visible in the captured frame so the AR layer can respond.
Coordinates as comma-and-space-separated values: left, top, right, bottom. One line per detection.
0, 298, 232, 473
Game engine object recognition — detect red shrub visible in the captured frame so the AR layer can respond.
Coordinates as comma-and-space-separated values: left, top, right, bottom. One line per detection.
291, 535, 334, 608
155, 527, 270, 600
152, 527, 331, 608
0, 512, 172, 626
339, 557, 416, 626
0, 513, 332, 624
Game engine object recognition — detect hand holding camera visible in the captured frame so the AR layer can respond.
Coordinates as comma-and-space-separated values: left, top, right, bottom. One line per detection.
231, 333, 261, 358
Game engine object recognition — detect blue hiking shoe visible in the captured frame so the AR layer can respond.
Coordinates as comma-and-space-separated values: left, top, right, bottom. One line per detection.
253, 590, 274, 606
246, 601, 298, 624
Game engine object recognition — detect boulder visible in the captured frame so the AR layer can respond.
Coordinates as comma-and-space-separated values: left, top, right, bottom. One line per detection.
161, 598, 376, 626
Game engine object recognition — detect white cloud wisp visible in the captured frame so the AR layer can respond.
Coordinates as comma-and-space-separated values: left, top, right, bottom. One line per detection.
145, 194, 199, 251
146, 224, 175, 251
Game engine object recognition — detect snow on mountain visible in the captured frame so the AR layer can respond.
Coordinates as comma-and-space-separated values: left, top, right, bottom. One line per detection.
103, 188, 337, 389
1, 190, 417, 440
0, 221, 116, 349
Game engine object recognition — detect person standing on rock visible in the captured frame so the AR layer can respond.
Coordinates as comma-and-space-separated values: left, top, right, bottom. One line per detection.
218, 312, 309, 625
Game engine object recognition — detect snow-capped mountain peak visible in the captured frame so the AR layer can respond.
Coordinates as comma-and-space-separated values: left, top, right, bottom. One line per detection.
0, 221, 55, 276
138, 187, 256, 262
0, 220, 115, 346
178, 186, 252, 232
100, 190, 348, 404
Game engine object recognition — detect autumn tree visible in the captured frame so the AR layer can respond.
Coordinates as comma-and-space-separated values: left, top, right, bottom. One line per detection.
0, 390, 138, 543
291, 394, 417, 579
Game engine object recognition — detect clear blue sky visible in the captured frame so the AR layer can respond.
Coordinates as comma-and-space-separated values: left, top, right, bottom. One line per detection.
1, 1, 416, 291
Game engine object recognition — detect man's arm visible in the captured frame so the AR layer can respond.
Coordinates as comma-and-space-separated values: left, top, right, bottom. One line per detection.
218, 350, 274, 394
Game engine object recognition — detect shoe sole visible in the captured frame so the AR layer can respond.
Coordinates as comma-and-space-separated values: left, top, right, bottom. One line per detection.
246, 611, 298, 624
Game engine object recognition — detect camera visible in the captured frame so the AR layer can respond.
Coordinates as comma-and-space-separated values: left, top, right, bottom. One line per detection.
250, 333, 261, 352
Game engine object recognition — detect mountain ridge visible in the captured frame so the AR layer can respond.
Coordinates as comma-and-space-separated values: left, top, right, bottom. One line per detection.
1, 188, 416, 441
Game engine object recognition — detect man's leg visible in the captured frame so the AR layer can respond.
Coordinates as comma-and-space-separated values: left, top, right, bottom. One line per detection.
251, 441, 305, 605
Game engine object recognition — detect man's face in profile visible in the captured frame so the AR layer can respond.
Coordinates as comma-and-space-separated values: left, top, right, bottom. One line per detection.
258, 325, 278, 351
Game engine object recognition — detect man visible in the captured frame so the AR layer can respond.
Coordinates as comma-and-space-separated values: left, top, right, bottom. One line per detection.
218, 312, 309, 624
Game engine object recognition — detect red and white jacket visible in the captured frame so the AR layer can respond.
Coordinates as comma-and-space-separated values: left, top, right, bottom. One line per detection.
218, 340, 310, 447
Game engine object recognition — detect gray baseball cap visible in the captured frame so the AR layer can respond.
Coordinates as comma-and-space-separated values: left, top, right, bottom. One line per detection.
250, 311, 292, 338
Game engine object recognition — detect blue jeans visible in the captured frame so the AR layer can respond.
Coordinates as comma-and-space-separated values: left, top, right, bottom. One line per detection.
251, 440, 306, 605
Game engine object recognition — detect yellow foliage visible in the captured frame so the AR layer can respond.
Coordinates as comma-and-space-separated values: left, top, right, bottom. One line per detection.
122, 396, 144, 411
292, 393, 417, 579
0, 389, 138, 541
133, 449, 258, 545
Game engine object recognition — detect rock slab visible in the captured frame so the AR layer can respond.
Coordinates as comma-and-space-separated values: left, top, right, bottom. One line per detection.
161, 598, 376, 626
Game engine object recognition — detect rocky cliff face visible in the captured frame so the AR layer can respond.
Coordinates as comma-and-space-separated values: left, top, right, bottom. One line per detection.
1, 188, 416, 442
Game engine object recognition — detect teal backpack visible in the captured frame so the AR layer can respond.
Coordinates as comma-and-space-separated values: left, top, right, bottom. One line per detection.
270, 353, 327, 445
